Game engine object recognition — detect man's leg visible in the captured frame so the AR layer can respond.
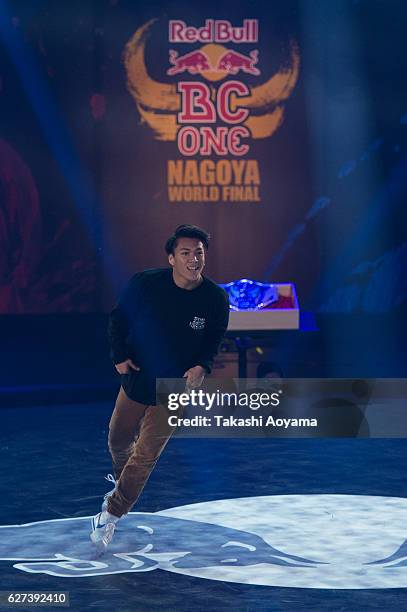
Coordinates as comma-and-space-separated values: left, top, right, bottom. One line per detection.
107, 388, 178, 517
91, 387, 150, 550
108, 386, 147, 479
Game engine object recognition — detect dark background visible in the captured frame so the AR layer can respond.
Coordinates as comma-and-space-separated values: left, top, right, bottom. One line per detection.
1, 4, 407, 609
1, 0, 407, 400
1, 0, 406, 313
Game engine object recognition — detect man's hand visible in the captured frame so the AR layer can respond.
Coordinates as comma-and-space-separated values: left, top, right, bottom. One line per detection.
183, 365, 206, 391
115, 359, 140, 374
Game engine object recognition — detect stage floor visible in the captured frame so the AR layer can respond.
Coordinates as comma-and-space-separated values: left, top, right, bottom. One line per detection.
1, 401, 406, 611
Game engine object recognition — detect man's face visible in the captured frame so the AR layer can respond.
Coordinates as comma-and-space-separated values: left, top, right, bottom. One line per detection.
169, 237, 206, 286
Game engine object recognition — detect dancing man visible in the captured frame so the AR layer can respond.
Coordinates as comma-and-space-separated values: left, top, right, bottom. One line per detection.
91, 224, 229, 551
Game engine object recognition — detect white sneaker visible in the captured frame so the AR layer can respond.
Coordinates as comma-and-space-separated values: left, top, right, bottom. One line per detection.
90, 511, 117, 551
101, 473, 116, 513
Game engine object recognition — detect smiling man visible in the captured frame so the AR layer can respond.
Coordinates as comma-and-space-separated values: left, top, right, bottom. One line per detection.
90, 224, 229, 552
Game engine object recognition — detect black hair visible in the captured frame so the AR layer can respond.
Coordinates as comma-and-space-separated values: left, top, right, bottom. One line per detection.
165, 224, 210, 255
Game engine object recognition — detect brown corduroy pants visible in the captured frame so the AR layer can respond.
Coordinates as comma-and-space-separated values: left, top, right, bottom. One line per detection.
106, 386, 179, 517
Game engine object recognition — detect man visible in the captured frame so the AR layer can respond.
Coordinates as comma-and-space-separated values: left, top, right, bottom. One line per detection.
90, 224, 229, 551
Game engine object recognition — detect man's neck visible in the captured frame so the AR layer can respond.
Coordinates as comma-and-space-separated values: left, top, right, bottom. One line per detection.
172, 270, 203, 291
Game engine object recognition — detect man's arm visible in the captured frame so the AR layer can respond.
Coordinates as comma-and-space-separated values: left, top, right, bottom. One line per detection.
184, 288, 229, 388
196, 288, 230, 374
108, 305, 130, 365
107, 275, 142, 373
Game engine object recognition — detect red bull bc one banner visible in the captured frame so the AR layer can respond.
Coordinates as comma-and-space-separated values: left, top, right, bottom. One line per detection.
2, 1, 405, 313
124, 18, 300, 205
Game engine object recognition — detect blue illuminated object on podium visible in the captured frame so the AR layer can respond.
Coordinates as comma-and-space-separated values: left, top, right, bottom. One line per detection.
219, 279, 278, 311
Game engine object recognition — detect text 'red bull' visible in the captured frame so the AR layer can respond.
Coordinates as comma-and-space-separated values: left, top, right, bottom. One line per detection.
169, 19, 258, 44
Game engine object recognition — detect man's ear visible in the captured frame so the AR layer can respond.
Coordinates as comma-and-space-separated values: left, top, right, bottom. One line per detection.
168, 254, 174, 267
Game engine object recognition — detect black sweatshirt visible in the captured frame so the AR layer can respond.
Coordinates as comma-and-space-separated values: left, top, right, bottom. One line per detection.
108, 268, 230, 404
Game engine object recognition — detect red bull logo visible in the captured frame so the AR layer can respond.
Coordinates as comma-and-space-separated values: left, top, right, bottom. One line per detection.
124, 18, 300, 204
216, 49, 260, 76
169, 19, 258, 44
167, 50, 211, 76
167, 48, 260, 77
1, 495, 406, 588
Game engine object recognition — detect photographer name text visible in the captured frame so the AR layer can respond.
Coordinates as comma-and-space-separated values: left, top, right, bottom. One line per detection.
168, 415, 318, 428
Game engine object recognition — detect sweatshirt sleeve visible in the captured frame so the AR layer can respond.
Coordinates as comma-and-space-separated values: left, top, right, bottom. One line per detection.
196, 288, 230, 374
108, 305, 130, 365
107, 274, 141, 365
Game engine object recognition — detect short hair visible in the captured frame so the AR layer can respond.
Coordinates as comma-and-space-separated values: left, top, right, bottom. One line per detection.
165, 224, 210, 255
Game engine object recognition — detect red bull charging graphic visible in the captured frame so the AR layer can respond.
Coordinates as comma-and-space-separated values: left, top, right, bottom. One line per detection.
125, 19, 300, 204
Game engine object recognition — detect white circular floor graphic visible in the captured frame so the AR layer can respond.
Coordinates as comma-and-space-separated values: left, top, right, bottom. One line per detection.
0, 495, 406, 589
158, 494, 407, 589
